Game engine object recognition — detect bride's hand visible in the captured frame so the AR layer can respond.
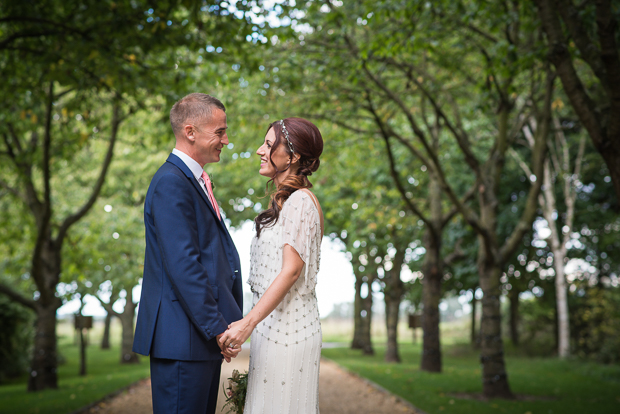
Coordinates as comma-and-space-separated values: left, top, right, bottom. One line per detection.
218, 318, 254, 350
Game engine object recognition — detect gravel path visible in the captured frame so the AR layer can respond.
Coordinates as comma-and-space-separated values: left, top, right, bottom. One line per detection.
84, 346, 420, 414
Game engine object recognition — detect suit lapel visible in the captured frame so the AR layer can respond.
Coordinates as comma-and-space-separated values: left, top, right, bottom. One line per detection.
166, 154, 224, 228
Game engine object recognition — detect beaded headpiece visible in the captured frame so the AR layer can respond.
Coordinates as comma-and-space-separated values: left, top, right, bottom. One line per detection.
280, 119, 295, 155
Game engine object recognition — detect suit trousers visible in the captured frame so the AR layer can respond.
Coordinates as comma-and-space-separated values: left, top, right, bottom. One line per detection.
150, 357, 222, 414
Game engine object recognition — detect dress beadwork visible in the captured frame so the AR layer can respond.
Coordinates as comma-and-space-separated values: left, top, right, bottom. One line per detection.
244, 190, 322, 413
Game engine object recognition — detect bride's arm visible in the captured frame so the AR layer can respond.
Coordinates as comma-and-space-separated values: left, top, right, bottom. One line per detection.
218, 244, 304, 349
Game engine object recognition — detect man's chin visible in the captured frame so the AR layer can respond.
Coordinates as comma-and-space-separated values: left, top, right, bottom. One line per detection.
206, 154, 221, 164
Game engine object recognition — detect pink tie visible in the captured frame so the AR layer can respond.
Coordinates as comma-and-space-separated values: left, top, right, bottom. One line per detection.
201, 171, 221, 221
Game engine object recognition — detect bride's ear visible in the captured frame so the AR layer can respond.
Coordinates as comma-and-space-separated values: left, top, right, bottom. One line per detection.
291, 154, 301, 164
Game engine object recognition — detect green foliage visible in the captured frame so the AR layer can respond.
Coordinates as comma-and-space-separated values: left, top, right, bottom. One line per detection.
571, 284, 620, 364
513, 281, 620, 363
0, 296, 34, 383
0, 329, 150, 413
222, 369, 248, 414
516, 296, 557, 357
322, 344, 620, 414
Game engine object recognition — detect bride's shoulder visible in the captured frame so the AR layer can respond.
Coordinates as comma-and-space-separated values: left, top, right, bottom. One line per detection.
285, 189, 316, 207
281, 190, 315, 217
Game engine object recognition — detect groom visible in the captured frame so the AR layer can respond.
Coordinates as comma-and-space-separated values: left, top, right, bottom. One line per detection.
133, 93, 243, 414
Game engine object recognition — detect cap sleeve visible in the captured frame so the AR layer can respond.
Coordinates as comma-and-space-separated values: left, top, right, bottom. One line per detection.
280, 190, 321, 295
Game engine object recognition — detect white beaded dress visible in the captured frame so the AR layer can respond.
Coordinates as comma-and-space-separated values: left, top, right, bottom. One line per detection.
244, 190, 322, 414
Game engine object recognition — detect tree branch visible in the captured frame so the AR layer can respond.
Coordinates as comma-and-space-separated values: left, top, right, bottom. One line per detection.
367, 100, 430, 225
42, 82, 53, 214
94, 293, 120, 318
302, 112, 372, 135
443, 239, 466, 267
535, 0, 604, 149
595, 0, 620, 139
556, 0, 608, 87
57, 102, 122, 245
0, 282, 36, 310
401, 66, 481, 173
4, 126, 43, 218
500, 71, 554, 260
0, 178, 25, 202
441, 183, 476, 228
0, 31, 62, 50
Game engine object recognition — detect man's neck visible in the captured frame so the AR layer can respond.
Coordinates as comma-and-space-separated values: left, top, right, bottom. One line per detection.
174, 145, 204, 168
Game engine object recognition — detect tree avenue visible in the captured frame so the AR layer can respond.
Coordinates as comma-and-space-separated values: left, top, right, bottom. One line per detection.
0, 0, 254, 391
1, 0, 619, 406
268, 0, 557, 398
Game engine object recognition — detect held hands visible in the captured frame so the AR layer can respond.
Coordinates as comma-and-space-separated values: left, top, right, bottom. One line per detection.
217, 318, 255, 356
216, 332, 241, 362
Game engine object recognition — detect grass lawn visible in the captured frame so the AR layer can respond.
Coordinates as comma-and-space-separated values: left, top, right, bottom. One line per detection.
0, 320, 150, 414
321, 343, 620, 414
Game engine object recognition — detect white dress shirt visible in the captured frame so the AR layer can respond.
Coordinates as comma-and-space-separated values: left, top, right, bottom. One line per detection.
171, 149, 219, 213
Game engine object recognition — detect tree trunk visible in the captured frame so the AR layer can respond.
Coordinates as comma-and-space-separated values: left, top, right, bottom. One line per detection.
598, 146, 620, 202
28, 299, 61, 391
553, 298, 559, 353
28, 239, 62, 392
79, 328, 87, 376
101, 311, 112, 350
351, 259, 366, 350
542, 157, 572, 358
541, 154, 573, 358
119, 289, 139, 364
478, 243, 513, 399
420, 171, 444, 372
508, 287, 520, 346
554, 254, 570, 357
360, 273, 375, 355
420, 227, 442, 372
384, 248, 405, 363
471, 292, 478, 347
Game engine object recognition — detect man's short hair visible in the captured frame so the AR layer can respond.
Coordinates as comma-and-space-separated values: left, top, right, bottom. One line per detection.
170, 93, 226, 136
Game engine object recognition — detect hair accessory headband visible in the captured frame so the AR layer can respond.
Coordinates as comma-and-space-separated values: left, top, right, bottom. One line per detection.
280, 119, 295, 155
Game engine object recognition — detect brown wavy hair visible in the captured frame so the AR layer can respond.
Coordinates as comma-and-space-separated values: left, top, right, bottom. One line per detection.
255, 117, 323, 238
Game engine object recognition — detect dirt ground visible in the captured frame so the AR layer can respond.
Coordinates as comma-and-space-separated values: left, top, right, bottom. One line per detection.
83, 346, 420, 414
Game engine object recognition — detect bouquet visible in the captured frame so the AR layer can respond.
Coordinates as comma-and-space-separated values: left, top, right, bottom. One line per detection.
222, 369, 248, 414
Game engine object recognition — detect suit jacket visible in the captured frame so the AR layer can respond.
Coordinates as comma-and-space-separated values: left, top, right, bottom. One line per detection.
133, 153, 243, 361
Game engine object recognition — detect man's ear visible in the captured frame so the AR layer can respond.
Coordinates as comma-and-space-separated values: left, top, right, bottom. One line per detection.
184, 124, 195, 141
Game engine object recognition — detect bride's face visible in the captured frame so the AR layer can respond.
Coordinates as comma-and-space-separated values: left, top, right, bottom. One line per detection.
256, 128, 292, 178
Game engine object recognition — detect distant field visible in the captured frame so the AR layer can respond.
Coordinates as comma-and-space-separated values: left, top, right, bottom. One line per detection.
320, 314, 471, 345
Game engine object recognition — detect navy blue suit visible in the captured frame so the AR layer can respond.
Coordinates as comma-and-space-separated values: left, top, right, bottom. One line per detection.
133, 153, 243, 413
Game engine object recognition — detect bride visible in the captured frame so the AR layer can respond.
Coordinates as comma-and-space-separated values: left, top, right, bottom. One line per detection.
218, 117, 324, 413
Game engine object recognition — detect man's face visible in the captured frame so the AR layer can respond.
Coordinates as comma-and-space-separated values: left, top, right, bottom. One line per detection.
192, 109, 228, 165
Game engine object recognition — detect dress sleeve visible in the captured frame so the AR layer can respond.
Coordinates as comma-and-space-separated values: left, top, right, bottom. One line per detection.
280, 191, 321, 295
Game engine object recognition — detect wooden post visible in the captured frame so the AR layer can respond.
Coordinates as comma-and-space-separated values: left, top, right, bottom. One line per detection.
75, 315, 93, 376
408, 314, 422, 344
